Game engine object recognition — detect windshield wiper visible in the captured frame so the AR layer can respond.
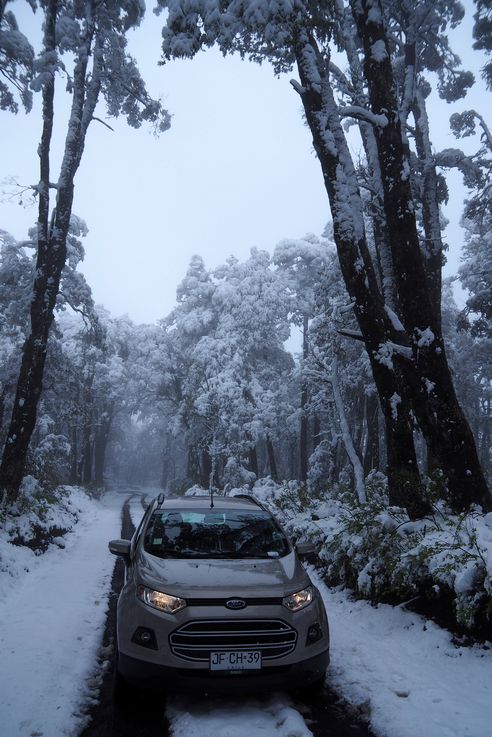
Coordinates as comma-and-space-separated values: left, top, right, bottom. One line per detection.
146, 548, 184, 559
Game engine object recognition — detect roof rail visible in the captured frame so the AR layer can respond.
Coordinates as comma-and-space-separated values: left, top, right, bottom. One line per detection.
232, 493, 268, 512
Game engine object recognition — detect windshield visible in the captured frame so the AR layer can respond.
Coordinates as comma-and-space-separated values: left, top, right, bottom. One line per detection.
143, 508, 291, 560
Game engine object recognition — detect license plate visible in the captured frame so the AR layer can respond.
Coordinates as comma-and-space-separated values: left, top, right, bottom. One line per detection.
210, 651, 262, 671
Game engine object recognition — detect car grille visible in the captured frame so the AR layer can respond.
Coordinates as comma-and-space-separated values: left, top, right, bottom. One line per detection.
169, 619, 297, 662
186, 597, 282, 607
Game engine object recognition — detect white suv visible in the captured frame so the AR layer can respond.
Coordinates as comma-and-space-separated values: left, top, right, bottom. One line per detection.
109, 494, 329, 694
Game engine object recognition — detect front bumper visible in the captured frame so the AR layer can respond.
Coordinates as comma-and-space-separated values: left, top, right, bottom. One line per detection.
117, 579, 330, 693
118, 647, 330, 693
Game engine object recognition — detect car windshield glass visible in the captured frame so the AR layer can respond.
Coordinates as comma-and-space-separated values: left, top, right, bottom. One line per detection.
143, 508, 291, 560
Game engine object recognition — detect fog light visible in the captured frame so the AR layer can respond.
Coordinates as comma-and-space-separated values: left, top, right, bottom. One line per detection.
306, 623, 322, 645
131, 626, 157, 650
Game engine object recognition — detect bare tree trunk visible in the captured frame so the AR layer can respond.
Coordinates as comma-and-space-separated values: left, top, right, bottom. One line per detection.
331, 356, 366, 503
312, 414, 321, 451
186, 444, 201, 485
412, 89, 443, 329
94, 408, 113, 488
200, 447, 211, 488
266, 436, 278, 482
69, 426, 78, 484
160, 435, 171, 490
82, 411, 93, 486
248, 444, 259, 479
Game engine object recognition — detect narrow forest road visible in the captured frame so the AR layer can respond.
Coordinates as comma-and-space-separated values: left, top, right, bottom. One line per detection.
80, 492, 376, 737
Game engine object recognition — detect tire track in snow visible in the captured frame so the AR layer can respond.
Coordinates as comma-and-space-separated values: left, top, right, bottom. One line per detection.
79, 494, 170, 737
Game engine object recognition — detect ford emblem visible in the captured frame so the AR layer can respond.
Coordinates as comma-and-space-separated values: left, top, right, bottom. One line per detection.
225, 598, 247, 610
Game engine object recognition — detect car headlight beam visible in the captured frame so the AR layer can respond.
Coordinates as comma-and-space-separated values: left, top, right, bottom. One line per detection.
137, 585, 186, 614
282, 585, 313, 612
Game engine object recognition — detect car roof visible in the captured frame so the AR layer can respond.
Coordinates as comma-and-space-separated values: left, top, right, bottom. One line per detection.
155, 495, 268, 513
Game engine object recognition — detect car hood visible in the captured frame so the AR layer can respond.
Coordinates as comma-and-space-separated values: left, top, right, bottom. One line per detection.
136, 549, 310, 598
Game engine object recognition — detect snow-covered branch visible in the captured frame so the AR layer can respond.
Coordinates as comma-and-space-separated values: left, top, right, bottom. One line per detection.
337, 328, 365, 342
290, 79, 306, 96
339, 105, 389, 128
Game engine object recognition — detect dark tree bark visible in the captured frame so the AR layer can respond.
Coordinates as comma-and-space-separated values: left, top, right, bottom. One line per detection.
363, 391, 380, 474
200, 447, 212, 488
248, 444, 259, 478
187, 444, 201, 485
0, 382, 10, 437
352, 390, 365, 459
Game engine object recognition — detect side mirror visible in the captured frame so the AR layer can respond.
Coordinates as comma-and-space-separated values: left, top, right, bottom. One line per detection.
295, 542, 317, 560
108, 539, 131, 560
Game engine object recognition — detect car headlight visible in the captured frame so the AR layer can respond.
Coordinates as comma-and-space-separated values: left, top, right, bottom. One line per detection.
282, 585, 313, 612
137, 585, 186, 614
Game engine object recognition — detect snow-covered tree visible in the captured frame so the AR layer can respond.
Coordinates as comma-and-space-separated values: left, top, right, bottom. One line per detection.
473, 0, 492, 89
274, 234, 330, 481
155, 0, 491, 514
0, 0, 34, 112
0, 0, 170, 506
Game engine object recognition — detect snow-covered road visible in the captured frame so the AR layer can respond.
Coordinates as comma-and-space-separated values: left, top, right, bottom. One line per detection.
1, 488, 491, 737
166, 694, 313, 737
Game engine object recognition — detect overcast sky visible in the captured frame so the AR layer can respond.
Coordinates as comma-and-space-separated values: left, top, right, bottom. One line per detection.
0, 2, 488, 325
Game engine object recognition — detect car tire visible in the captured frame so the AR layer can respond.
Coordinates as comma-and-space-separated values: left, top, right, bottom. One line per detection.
293, 671, 326, 699
113, 648, 136, 706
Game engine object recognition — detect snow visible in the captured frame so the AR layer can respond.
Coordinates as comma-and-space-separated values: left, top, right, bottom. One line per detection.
375, 341, 394, 369
0, 487, 491, 737
340, 105, 389, 127
167, 694, 313, 737
370, 40, 387, 63
416, 327, 435, 347
384, 305, 405, 332
313, 572, 492, 737
389, 392, 401, 420
0, 488, 121, 737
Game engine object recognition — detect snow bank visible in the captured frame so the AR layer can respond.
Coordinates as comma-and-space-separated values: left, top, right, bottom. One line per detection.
315, 575, 492, 737
250, 478, 492, 737
257, 478, 492, 638
0, 488, 121, 737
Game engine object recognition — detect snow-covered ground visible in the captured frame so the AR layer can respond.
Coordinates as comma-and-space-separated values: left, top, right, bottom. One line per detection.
0, 488, 491, 737
0, 488, 122, 737
166, 695, 312, 737
313, 572, 492, 737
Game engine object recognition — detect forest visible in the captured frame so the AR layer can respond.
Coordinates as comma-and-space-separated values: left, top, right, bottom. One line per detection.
0, 0, 491, 637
